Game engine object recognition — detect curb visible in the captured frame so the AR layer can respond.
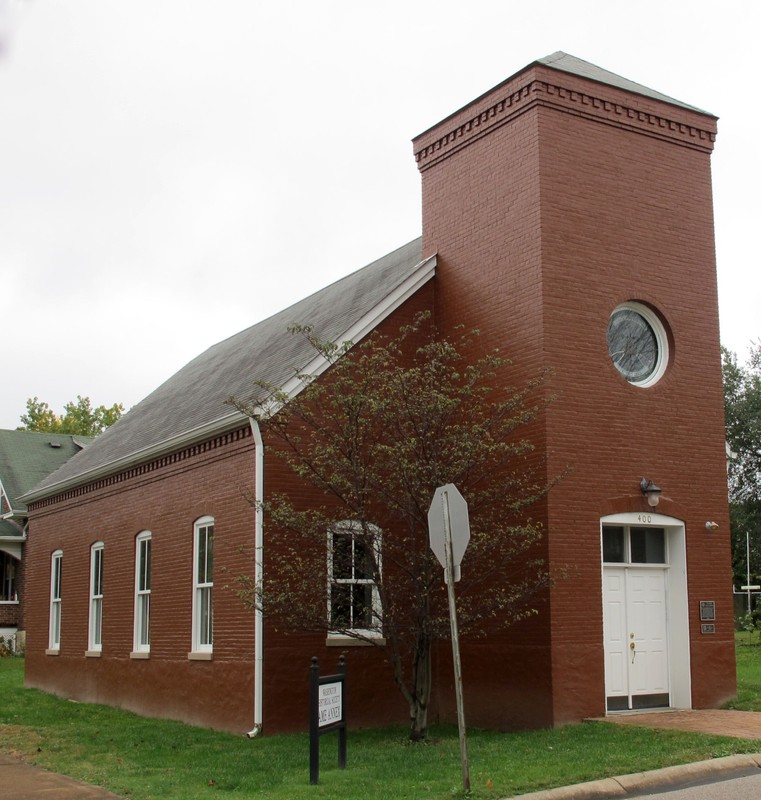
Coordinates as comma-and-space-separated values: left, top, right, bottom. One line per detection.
508, 753, 761, 799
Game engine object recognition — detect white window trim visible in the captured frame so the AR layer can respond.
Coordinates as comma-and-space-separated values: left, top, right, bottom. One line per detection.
327, 520, 383, 641
47, 549, 63, 653
190, 516, 214, 656
132, 531, 152, 656
87, 542, 104, 654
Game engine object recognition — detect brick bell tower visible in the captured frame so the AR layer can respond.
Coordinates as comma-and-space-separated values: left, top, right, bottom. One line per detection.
415, 53, 734, 727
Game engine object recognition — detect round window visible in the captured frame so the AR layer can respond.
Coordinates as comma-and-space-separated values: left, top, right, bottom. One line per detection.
607, 302, 669, 387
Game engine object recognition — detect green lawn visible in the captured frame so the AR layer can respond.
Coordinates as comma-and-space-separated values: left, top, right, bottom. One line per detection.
724, 634, 761, 712
0, 654, 758, 799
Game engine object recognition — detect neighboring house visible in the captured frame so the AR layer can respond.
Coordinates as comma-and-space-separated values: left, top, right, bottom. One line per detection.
0, 430, 91, 652
22, 53, 734, 733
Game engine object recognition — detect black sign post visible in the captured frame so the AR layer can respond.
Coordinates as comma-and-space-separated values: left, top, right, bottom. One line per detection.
309, 655, 347, 785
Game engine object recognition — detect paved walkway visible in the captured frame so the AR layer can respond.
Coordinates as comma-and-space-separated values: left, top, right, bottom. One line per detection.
0, 753, 121, 799
595, 708, 761, 739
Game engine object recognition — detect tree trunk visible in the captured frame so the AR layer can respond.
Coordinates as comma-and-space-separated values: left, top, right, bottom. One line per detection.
408, 633, 432, 741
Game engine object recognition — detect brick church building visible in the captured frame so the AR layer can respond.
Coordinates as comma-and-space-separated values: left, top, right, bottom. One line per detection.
23, 53, 734, 733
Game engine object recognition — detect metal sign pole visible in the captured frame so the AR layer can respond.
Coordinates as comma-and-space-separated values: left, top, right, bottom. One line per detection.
441, 489, 470, 793
309, 657, 320, 785
748, 530, 752, 616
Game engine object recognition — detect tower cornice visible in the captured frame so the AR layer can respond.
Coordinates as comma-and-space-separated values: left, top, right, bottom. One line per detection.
414, 71, 717, 172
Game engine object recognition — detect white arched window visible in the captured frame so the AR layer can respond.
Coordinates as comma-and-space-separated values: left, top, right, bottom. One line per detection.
88, 542, 104, 653
191, 516, 214, 655
48, 550, 63, 652
133, 531, 152, 655
327, 521, 382, 638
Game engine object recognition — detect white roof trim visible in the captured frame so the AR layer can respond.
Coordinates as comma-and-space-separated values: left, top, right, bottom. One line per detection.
0, 478, 13, 517
260, 254, 436, 416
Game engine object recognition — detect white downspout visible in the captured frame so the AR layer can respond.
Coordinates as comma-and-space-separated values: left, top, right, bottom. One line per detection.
247, 417, 265, 737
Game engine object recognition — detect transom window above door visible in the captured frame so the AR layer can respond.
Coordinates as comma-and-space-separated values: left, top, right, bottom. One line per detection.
602, 525, 666, 565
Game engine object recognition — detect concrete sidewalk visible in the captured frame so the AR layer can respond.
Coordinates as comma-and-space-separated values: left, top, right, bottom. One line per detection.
510, 753, 761, 799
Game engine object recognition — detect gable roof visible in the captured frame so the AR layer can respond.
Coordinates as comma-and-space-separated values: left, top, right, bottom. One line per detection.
24, 238, 434, 502
536, 51, 712, 116
0, 430, 92, 533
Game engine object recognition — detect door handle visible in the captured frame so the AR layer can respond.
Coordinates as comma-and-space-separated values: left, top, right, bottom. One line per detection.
630, 641, 636, 663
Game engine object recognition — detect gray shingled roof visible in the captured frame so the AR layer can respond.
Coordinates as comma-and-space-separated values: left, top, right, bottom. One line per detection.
537, 52, 712, 116
25, 238, 430, 500
0, 430, 92, 525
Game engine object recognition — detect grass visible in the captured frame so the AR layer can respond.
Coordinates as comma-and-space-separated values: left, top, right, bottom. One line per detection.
723, 632, 761, 712
0, 655, 759, 799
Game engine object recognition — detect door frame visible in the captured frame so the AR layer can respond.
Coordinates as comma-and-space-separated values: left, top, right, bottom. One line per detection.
600, 512, 691, 711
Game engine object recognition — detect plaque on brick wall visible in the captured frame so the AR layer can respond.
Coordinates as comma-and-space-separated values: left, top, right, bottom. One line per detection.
701, 624, 716, 634
699, 601, 715, 621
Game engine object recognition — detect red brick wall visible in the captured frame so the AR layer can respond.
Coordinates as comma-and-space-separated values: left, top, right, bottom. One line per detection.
24, 287, 436, 735
25, 430, 257, 732
258, 282, 437, 733
536, 100, 733, 718
23, 60, 734, 735
415, 62, 733, 726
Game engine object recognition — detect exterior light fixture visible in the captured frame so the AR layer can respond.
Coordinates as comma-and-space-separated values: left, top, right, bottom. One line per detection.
640, 478, 662, 508
705, 521, 719, 531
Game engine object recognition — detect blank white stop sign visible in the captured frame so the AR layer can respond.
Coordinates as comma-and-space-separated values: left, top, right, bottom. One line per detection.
427, 484, 470, 574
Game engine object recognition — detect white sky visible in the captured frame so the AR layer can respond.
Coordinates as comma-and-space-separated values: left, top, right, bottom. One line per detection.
1, 1, 758, 429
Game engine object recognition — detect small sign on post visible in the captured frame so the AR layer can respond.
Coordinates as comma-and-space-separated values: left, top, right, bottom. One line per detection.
309, 656, 347, 785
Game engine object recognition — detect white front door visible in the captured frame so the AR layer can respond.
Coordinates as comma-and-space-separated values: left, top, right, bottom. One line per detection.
602, 522, 673, 711
603, 565, 669, 710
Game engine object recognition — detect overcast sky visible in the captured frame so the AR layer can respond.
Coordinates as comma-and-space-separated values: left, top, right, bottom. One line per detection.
1, 1, 758, 430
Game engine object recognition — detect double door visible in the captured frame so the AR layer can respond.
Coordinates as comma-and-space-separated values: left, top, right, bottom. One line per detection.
603, 565, 670, 711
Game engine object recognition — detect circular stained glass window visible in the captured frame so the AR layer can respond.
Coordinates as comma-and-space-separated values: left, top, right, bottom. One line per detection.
607, 302, 668, 387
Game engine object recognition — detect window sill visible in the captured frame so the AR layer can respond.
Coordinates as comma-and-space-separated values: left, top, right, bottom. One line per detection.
85, 650, 102, 658
130, 650, 150, 659
45, 648, 60, 656
326, 635, 385, 647
188, 651, 213, 661
0, 600, 19, 605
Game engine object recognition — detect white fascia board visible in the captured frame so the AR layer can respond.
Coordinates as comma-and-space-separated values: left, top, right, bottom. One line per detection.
0, 541, 23, 559
257, 254, 437, 417
0, 479, 13, 518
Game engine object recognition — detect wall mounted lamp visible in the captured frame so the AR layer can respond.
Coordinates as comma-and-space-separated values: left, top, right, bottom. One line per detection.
640, 478, 662, 508
705, 521, 719, 531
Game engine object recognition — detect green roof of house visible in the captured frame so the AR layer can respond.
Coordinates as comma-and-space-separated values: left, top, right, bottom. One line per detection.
0, 430, 92, 530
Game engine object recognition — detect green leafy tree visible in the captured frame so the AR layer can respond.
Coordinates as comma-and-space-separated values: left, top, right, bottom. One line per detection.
18, 395, 124, 437
229, 313, 556, 741
722, 344, 761, 587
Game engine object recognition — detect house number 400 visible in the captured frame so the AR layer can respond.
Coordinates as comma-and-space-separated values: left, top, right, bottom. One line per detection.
637, 514, 652, 523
